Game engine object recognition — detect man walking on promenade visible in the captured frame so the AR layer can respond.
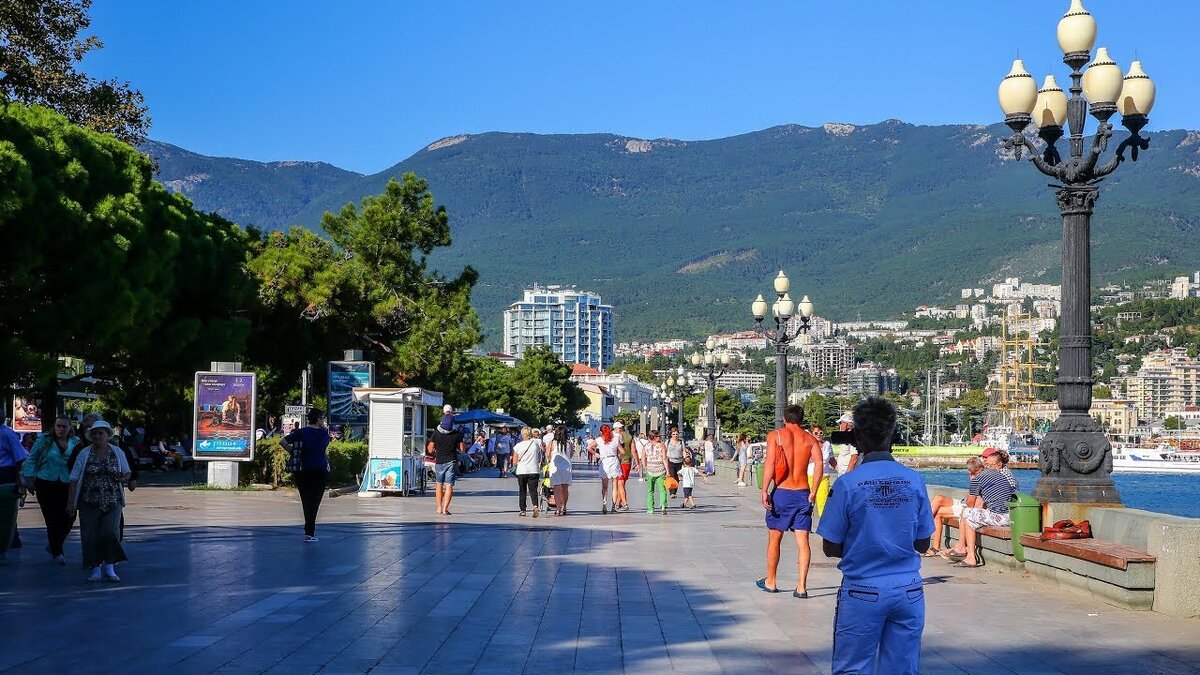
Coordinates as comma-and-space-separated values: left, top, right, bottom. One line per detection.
429, 419, 465, 516
613, 421, 636, 511
0, 420, 28, 550
489, 425, 514, 478
758, 405, 821, 597
817, 396, 934, 675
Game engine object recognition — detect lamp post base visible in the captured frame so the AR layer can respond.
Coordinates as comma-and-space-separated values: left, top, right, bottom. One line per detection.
1033, 419, 1122, 505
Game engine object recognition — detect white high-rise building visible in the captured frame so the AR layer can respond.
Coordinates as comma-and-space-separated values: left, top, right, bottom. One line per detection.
503, 285, 614, 370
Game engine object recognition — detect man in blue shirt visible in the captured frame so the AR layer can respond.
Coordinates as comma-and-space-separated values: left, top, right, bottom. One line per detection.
487, 426, 515, 478
1, 421, 29, 550
816, 397, 933, 675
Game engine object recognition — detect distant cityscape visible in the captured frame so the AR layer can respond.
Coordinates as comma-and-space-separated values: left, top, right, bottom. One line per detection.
480, 273, 1200, 440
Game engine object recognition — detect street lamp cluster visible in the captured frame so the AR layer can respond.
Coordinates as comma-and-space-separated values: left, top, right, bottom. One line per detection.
689, 338, 730, 443
996, 0, 1155, 504
752, 271, 814, 429
663, 366, 699, 438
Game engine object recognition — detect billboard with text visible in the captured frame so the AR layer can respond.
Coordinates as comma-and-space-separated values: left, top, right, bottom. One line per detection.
192, 371, 256, 461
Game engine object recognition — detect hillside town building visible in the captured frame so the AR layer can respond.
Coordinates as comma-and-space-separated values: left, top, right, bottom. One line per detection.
1123, 348, 1200, 422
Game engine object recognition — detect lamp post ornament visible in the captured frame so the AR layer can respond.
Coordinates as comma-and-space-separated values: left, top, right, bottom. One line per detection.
997, 0, 1155, 504
690, 338, 731, 443
751, 270, 814, 430
664, 366, 694, 439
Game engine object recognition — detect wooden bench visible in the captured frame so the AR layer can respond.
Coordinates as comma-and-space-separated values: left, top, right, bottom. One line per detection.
1019, 535, 1156, 570
1018, 533, 1156, 611
941, 521, 1020, 569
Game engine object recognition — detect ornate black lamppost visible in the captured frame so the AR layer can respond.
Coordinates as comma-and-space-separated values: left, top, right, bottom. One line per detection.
664, 366, 697, 438
997, 0, 1155, 504
751, 271, 814, 429
690, 338, 731, 443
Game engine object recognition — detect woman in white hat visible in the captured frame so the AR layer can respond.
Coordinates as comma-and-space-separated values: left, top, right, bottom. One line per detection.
66, 420, 131, 582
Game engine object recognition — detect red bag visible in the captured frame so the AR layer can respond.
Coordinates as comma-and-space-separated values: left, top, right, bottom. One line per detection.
768, 430, 789, 485
1040, 519, 1092, 541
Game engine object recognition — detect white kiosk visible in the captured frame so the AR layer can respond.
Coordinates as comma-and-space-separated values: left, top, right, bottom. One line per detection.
352, 387, 442, 496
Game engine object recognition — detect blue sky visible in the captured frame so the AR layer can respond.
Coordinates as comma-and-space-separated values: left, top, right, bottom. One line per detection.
85, 1, 1198, 174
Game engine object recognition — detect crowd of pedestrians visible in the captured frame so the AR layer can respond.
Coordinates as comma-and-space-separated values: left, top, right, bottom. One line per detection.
2, 415, 138, 582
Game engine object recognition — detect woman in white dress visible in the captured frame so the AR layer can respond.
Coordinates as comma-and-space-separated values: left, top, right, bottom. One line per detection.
548, 426, 573, 516
597, 424, 622, 514
703, 431, 716, 476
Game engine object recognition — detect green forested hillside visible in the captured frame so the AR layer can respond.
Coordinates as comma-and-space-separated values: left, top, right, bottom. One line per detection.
144, 141, 362, 230
147, 121, 1200, 347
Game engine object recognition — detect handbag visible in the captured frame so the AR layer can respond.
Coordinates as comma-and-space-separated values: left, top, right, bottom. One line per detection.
285, 439, 303, 473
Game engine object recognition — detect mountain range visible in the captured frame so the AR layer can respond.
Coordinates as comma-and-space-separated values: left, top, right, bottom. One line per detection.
145, 120, 1200, 348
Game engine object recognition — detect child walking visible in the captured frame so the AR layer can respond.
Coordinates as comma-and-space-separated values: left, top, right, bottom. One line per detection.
679, 454, 708, 509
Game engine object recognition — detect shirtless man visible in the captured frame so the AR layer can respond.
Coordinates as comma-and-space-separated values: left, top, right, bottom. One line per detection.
758, 404, 823, 597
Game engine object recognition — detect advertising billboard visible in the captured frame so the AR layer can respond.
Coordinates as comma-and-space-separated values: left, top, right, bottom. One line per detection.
328, 361, 373, 426
192, 371, 257, 461
11, 395, 43, 433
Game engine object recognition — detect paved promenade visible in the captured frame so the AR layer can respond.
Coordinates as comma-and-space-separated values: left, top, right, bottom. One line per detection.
3, 465, 1198, 674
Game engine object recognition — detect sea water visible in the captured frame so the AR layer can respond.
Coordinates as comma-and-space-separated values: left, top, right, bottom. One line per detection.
917, 468, 1200, 519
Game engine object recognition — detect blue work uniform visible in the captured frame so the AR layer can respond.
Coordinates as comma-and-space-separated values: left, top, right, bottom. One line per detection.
816, 451, 934, 675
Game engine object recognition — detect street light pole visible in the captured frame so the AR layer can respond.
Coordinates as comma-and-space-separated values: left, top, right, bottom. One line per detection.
997, 0, 1155, 504
751, 271, 815, 429
690, 338, 730, 443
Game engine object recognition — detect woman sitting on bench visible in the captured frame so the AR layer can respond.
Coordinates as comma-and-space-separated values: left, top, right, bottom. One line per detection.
926, 457, 986, 557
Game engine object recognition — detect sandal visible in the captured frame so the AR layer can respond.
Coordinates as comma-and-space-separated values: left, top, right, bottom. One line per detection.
938, 549, 965, 561
921, 548, 942, 558
756, 578, 781, 593
952, 561, 983, 568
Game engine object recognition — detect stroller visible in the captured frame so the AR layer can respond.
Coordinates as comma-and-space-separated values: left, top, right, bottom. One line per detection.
540, 462, 557, 512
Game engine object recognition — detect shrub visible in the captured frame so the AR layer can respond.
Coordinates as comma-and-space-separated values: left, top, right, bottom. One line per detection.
241, 438, 367, 487
328, 440, 368, 485
242, 438, 290, 487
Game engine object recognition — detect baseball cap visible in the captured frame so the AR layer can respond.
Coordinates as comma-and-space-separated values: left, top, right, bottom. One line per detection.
837, 413, 854, 425
443, 404, 453, 413
981, 447, 1000, 457
613, 421, 624, 429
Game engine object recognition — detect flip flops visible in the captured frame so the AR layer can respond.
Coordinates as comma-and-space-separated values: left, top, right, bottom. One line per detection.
952, 561, 983, 568
938, 549, 966, 561
793, 590, 809, 599
756, 578, 781, 593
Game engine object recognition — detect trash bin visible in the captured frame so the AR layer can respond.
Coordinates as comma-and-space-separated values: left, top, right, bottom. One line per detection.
1008, 492, 1041, 562
754, 461, 765, 490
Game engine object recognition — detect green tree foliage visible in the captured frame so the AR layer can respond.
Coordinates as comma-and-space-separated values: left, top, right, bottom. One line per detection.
1164, 416, 1181, 431
803, 393, 832, 430
0, 103, 251, 427
245, 174, 482, 406
458, 356, 515, 414
0, 0, 149, 144
506, 345, 588, 428
683, 388, 743, 435
736, 388, 777, 440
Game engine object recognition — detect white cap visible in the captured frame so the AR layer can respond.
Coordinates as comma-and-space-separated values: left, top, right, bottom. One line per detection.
837, 412, 854, 425
88, 420, 114, 435
613, 421, 624, 429
443, 404, 453, 413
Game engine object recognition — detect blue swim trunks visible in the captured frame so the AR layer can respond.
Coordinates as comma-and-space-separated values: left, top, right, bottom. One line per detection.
766, 487, 813, 532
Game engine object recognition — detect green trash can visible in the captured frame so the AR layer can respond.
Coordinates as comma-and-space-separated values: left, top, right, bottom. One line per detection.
754, 462, 765, 490
1008, 492, 1041, 562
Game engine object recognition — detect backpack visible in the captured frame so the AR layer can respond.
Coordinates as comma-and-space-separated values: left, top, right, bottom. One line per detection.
768, 429, 789, 486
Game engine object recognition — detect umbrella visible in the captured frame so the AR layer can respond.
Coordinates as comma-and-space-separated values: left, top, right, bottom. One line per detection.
451, 409, 527, 427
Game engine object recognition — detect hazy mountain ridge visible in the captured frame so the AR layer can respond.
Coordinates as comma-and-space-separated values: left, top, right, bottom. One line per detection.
146, 121, 1200, 345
